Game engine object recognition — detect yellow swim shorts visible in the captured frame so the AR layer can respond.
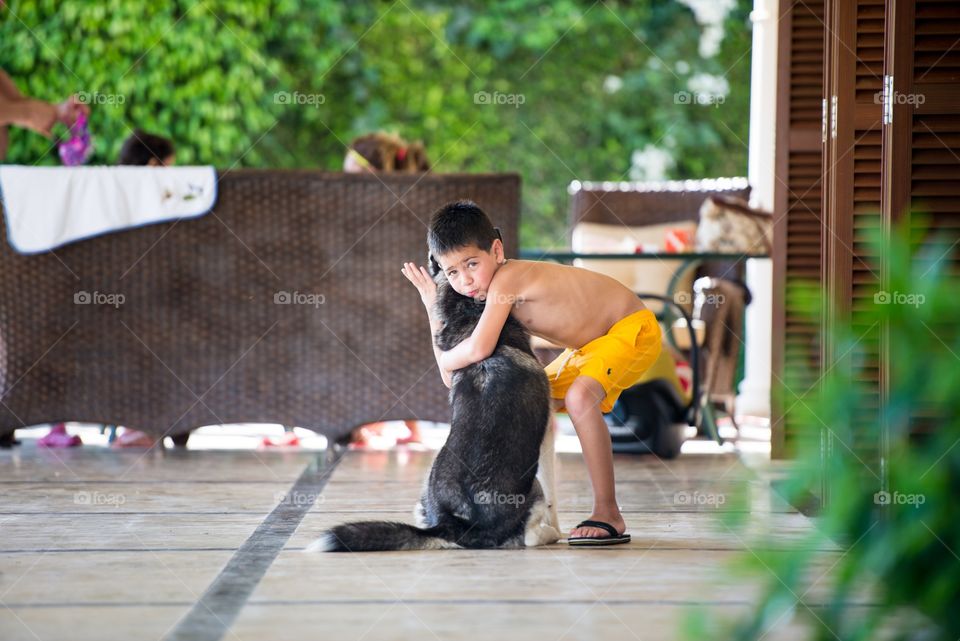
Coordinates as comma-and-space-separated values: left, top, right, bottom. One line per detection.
544, 309, 662, 414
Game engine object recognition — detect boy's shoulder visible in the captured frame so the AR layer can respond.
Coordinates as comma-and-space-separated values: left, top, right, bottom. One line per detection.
496, 258, 554, 275
491, 258, 548, 285
496, 258, 582, 280
495, 258, 627, 298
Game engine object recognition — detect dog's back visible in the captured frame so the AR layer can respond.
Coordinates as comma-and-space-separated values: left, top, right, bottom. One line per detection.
310, 279, 557, 552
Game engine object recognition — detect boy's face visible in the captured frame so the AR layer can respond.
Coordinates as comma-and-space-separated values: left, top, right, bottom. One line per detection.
436, 240, 504, 301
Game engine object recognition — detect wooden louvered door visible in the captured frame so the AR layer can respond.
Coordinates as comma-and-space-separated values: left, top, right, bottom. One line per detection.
773, 0, 960, 462
884, 0, 960, 434
771, 0, 826, 458
813, 0, 960, 482
820, 0, 887, 484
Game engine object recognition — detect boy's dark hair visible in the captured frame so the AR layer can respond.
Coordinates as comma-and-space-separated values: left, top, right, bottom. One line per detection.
118, 130, 175, 166
427, 200, 501, 273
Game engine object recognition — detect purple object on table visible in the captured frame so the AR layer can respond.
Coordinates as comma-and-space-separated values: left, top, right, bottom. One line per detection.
58, 112, 93, 166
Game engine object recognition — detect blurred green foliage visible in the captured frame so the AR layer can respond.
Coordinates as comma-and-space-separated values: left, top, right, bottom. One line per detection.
1, 0, 752, 246
690, 221, 960, 640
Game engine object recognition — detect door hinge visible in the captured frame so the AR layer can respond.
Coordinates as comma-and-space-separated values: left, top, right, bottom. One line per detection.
830, 94, 838, 139
822, 97, 828, 143
882, 75, 894, 125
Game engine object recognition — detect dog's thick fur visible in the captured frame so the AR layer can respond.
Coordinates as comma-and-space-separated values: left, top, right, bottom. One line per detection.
308, 262, 561, 552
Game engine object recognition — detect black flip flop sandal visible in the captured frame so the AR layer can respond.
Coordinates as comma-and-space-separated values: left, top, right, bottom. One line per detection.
567, 519, 631, 546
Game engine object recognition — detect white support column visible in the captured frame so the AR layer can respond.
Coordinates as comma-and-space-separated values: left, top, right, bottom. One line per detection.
737, 0, 779, 418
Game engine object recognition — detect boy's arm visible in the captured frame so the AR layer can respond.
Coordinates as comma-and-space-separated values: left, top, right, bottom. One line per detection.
426, 307, 453, 389
438, 279, 515, 372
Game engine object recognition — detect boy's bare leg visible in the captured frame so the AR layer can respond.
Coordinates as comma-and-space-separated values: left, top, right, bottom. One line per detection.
559, 375, 626, 539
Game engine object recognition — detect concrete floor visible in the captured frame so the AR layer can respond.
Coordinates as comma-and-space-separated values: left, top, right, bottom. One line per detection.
0, 425, 861, 641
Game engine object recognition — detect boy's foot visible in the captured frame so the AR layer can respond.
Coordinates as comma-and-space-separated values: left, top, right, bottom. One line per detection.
568, 512, 627, 541
568, 520, 631, 546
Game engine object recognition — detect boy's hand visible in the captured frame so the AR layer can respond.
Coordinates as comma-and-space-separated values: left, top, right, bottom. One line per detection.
401, 262, 437, 310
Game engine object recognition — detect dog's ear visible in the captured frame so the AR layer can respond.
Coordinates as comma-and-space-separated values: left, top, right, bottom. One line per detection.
427, 252, 442, 279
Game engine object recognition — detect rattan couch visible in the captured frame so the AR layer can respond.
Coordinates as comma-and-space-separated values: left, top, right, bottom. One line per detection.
568, 177, 750, 229
0, 170, 520, 444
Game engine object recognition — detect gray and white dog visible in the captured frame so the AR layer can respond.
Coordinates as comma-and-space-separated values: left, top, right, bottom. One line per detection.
308, 260, 561, 552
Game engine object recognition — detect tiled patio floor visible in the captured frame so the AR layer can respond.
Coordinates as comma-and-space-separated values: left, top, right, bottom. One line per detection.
0, 425, 873, 641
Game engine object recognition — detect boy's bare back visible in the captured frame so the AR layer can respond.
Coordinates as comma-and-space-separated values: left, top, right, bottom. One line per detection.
489, 259, 646, 350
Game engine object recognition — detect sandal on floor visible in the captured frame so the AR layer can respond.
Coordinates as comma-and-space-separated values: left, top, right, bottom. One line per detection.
38, 424, 82, 448
567, 520, 631, 546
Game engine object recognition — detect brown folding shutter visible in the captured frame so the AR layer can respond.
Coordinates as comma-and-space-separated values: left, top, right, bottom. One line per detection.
822, 0, 887, 469
791, 0, 960, 472
772, 0, 826, 458
887, 0, 960, 433
903, 0, 960, 268
850, 0, 887, 465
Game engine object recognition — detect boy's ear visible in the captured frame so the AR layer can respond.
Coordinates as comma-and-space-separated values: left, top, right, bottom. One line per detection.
491, 237, 505, 263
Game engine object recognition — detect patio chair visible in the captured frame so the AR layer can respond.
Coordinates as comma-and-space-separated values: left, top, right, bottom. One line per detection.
693, 276, 750, 438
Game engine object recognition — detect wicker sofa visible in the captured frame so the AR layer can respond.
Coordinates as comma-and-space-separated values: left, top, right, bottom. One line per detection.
0, 170, 520, 444
569, 177, 750, 229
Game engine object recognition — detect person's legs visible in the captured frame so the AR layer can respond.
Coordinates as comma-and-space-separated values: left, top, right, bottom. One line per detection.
111, 427, 156, 448
562, 376, 625, 539
348, 422, 385, 448
395, 420, 422, 445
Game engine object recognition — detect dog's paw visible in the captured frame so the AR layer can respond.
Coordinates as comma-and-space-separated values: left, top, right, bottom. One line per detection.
525, 522, 562, 547
524, 498, 561, 546
541, 524, 562, 545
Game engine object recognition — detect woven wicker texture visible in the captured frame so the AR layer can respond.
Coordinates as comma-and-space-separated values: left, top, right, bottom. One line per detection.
569, 177, 751, 229
0, 170, 520, 441
568, 177, 753, 287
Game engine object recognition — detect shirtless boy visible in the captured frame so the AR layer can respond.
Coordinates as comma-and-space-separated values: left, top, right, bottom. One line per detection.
402, 200, 662, 545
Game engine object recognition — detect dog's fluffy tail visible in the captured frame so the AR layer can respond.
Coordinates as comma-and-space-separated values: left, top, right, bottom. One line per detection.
306, 520, 466, 553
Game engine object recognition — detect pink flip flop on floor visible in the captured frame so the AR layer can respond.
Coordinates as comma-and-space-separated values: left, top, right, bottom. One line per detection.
38, 423, 82, 448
